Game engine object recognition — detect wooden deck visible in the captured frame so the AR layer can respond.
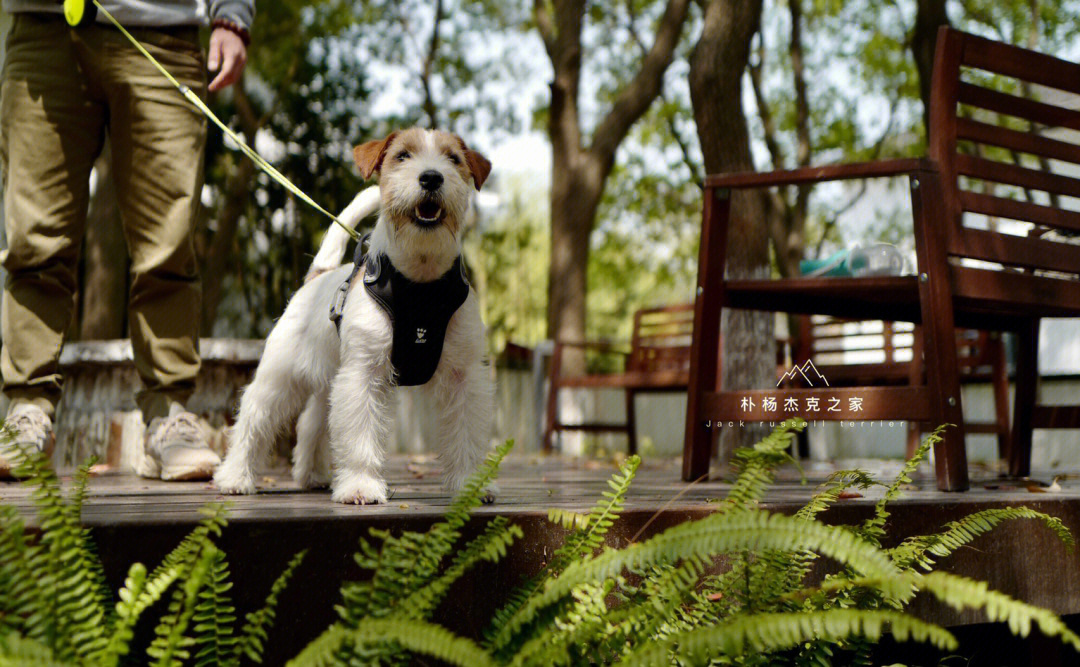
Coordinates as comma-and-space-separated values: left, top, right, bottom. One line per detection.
4, 455, 1080, 663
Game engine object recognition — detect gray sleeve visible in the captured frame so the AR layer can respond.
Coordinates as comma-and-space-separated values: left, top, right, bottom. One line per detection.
209, 0, 254, 32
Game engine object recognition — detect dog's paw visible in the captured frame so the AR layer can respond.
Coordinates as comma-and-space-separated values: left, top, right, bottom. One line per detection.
481, 483, 499, 505
331, 473, 388, 505
213, 464, 257, 495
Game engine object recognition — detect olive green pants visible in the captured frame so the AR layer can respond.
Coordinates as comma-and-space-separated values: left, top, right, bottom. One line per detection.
0, 14, 207, 420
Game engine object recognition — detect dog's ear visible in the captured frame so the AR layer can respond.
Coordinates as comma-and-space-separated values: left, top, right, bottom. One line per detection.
463, 148, 492, 191
353, 132, 397, 180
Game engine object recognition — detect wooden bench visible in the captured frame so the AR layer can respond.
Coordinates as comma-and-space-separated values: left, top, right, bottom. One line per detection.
797, 317, 1011, 459
543, 304, 696, 454
684, 27, 1080, 491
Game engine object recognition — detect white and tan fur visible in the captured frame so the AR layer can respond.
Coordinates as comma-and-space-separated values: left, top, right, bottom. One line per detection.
213, 129, 495, 504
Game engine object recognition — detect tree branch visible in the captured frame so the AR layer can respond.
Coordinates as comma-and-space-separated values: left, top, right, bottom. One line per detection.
421, 0, 445, 128
588, 0, 691, 163
533, 0, 556, 57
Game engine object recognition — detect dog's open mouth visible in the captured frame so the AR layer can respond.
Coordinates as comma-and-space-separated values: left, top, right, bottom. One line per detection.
413, 200, 444, 226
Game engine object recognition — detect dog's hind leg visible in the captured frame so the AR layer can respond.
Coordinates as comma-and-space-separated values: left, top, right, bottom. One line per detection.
214, 347, 311, 494
433, 363, 496, 499
292, 391, 331, 489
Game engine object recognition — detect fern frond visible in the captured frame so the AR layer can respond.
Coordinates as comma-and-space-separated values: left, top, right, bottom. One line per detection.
917, 571, 1080, 651
192, 547, 238, 667
722, 419, 805, 511
287, 618, 496, 667
0, 632, 67, 666
235, 549, 307, 664
621, 609, 957, 664
891, 507, 1074, 570
484, 455, 639, 651
489, 509, 905, 652
861, 426, 944, 545
147, 541, 218, 666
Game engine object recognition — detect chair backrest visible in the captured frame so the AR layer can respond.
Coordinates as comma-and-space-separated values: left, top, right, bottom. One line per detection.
928, 28, 1080, 312
627, 304, 695, 374
803, 316, 1003, 384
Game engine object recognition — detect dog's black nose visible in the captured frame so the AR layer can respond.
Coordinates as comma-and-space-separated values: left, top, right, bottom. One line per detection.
419, 170, 443, 191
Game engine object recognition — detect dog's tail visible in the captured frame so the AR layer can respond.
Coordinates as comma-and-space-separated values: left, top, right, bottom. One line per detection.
304, 186, 381, 281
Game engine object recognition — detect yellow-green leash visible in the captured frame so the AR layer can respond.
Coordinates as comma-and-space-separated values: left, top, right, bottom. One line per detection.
63, 0, 362, 242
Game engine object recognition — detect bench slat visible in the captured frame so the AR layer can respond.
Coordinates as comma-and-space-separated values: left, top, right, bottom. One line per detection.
957, 82, 1080, 132
961, 30, 1080, 96
959, 190, 1080, 233
955, 153, 1080, 199
957, 117, 1080, 165
950, 226, 1080, 276
951, 265, 1080, 316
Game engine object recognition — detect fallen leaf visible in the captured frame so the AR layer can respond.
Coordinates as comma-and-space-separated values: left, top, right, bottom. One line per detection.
707, 593, 723, 601
837, 491, 863, 500
399, 503, 410, 509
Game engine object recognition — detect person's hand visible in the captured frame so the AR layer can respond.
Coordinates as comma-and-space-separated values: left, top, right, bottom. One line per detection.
208, 27, 247, 92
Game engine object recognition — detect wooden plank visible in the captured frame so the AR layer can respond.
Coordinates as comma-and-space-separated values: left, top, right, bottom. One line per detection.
556, 369, 689, 389
724, 276, 921, 322
950, 226, 1080, 275
957, 82, 1080, 133
703, 387, 933, 421
704, 158, 929, 189
955, 154, 1080, 199
959, 190, 1080, 234
1033, 405, 1080, 429
951, 265, 1080, 316
961, 30, 1080, 96
956, 117, 1080, 165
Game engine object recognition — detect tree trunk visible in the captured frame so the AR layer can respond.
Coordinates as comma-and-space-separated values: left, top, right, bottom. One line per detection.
80, 140, 128, 340
689, 0, 774, 454
540, 0, 689, 375
912, 0, 949, 135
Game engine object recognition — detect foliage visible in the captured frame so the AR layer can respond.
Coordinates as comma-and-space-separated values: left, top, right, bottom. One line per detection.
0, 433, 305, 666
294, 421, 1079, 665
5, 423, 1080, 665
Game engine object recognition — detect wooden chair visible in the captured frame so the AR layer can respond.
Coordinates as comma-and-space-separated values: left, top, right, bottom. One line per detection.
684, 27, 1080, 491
796, 317, 1011, 460
544, 304, 695, 454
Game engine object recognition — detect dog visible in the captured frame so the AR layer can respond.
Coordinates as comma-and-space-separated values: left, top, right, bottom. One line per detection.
213, 128, 495, 504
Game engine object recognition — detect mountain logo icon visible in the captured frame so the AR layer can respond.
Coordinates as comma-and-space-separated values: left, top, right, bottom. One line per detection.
776, 359, 830, 387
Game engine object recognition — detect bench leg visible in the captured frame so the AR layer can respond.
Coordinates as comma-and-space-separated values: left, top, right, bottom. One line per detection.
625, 389, 638, 456
1010, 319, 1039, 478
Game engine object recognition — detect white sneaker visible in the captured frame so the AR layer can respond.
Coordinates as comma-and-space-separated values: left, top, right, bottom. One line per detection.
1, 403, 55, 479
140, 410, 221, 481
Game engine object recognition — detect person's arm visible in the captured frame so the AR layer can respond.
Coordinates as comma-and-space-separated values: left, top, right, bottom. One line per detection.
207, 0, 254, 91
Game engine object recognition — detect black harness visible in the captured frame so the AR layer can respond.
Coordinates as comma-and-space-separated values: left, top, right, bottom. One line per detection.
329, 235, 470, 387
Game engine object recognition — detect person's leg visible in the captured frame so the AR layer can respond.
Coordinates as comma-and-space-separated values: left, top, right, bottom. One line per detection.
1, 15, 106, 418
102, 27, 207, 422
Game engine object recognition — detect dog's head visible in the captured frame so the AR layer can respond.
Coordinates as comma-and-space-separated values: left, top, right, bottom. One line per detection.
354, 128, 490, 236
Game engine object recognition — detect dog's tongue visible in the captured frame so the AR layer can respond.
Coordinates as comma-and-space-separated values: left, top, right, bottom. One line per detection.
417, 201, 441, 220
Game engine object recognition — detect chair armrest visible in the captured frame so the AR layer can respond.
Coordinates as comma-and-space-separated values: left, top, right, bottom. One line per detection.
704, 158, 937, 190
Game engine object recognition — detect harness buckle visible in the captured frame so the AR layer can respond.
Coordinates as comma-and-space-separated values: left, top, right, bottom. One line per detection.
329, 279, 351, 326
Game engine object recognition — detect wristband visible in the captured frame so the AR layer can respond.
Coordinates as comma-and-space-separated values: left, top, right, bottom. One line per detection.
211, 18, 250, 46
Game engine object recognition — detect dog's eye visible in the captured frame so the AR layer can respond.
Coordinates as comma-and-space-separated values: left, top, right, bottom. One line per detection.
447, 153, 461, 165
396, 151, 411, 162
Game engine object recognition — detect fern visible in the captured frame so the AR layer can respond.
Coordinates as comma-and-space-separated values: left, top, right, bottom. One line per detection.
235, 549, 307, 664
289, 618, 496, 667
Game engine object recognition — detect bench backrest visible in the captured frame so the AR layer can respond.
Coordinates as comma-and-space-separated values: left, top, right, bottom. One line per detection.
627, 304, 695, 374
929, 28, 1080, 311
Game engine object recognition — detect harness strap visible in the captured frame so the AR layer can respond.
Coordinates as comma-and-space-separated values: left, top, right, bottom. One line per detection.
329, 233, 371, 330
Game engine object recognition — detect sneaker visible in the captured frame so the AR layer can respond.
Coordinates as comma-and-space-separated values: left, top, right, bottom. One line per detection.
0, 403, 55, 479
140, 410, 221, 481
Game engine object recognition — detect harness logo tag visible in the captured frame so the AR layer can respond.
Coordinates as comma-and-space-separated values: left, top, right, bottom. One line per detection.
415, 328, 427, 344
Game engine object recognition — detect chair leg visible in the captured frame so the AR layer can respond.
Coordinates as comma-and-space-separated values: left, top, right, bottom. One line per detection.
625, 389, 637, 456
905, 422, 922, 460
543, 344, 564, 454
989, 332, 1013, 465
1010, 319, 1039, 478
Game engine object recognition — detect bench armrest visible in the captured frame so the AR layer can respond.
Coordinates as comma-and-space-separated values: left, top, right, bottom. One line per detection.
704, 158, 937, 190
552, 340, 632, 356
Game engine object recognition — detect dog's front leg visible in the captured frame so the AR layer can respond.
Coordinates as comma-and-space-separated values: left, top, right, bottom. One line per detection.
328, 359, 394, 504
434, 363, 496, 500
